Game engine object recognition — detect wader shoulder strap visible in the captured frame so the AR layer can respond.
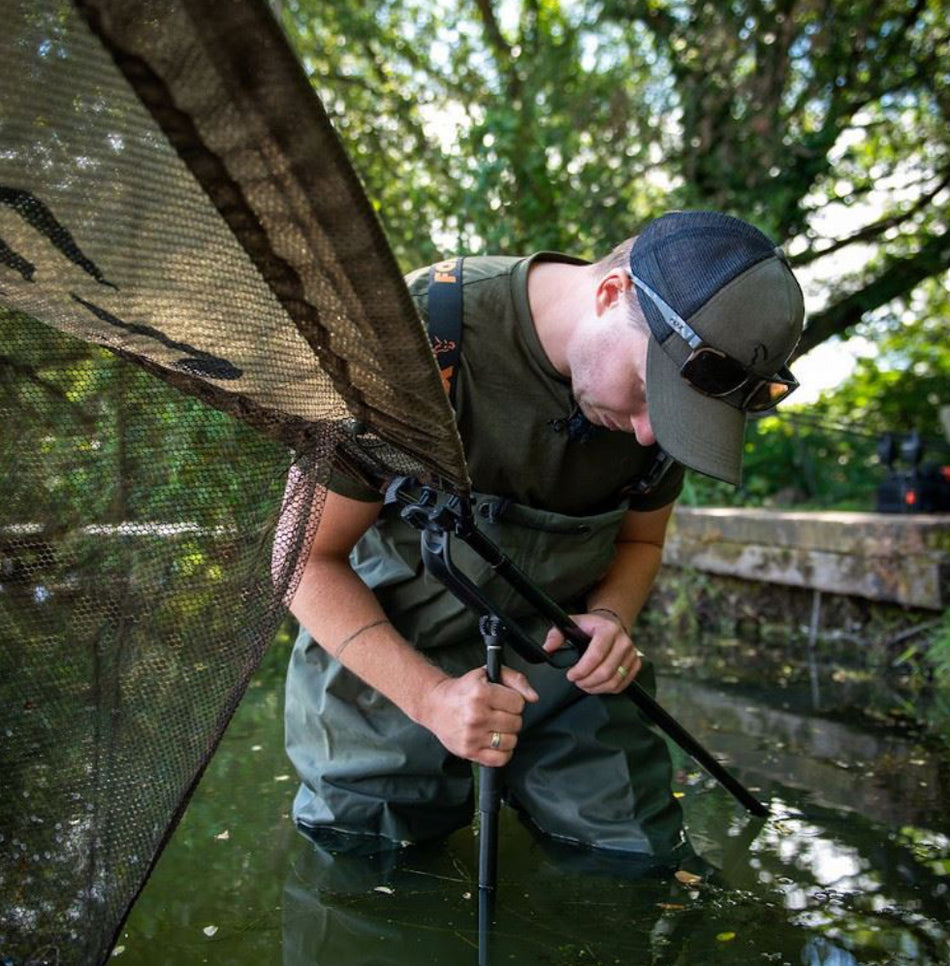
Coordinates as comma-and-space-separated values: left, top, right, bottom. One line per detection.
426, 257, 464, 401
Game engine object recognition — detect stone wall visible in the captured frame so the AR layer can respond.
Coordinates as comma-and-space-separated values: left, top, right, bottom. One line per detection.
662, 508, 950, 610
639, 510, 950, 708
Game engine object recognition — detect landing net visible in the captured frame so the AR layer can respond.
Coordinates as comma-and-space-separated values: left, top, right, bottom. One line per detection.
0, 2, 468, 963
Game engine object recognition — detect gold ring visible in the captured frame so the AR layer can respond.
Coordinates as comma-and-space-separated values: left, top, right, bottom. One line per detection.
490, 731, 502, 750
616, 664, 629, 679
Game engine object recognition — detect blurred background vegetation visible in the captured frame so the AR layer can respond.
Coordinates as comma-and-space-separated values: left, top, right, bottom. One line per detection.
274, 0, 950, 510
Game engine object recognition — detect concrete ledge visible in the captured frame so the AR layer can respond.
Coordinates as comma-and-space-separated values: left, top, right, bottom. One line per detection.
664, 508, 950, 610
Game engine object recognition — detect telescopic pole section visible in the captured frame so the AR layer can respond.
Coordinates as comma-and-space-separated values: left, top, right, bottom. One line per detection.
478, 615, 503, 966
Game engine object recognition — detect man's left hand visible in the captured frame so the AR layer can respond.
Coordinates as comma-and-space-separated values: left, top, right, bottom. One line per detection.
542, 612, 642, 694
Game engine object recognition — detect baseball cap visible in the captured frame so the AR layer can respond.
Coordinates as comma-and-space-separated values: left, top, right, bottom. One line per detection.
629, 211, 804, 486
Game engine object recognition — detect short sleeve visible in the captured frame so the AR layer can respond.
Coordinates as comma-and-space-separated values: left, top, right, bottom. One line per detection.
325, 464, 385, 502
625, 460, 685, 512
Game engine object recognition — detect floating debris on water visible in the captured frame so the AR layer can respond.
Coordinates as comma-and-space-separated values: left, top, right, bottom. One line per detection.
674, 870, 704, 886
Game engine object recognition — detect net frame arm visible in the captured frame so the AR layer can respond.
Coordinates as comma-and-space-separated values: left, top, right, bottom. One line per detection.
396, 484, 769, 818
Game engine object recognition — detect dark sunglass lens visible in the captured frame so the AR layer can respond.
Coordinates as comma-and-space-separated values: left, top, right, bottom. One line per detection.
681, 349, 747, 396
745, 379, 794, 412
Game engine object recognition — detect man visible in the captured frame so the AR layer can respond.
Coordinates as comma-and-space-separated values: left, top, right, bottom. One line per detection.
284, 210, 804, 860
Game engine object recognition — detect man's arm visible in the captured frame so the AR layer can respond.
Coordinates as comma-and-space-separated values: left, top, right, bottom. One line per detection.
287, 488, 538, 765
542, 502, 675, 693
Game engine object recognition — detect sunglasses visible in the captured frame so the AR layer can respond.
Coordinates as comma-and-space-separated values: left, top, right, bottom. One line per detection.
629, 273, 798, 413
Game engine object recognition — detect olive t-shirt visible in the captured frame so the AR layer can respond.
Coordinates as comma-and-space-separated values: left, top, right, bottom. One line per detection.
328, 253, 684, 516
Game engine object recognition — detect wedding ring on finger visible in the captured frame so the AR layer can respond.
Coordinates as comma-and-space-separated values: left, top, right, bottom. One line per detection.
490, 731, 502, 750
616, 664, 629, 680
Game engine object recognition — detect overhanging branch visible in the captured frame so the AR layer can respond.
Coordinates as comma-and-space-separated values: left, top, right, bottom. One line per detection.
792, 173, 950, 267
793, 228, 950, 358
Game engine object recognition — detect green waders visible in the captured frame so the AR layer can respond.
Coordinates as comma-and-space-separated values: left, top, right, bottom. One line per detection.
284, 493, 690, 860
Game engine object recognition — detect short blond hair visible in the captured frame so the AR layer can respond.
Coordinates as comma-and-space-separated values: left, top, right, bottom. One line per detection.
590, 237, 635, 276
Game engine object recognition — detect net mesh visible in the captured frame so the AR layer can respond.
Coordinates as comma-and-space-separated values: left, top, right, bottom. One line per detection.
0, 2, 468, 963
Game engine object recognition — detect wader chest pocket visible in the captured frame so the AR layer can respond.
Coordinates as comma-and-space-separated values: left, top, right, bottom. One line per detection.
477, 498, 593, 534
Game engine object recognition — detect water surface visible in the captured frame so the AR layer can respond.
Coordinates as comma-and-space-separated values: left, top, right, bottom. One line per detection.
116, 634, 950, 965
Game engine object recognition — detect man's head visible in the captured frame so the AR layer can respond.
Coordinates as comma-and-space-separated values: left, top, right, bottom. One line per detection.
577, 211, 804, 485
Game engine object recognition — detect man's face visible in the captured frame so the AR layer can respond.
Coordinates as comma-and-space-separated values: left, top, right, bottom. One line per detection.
567, 272, 656, 446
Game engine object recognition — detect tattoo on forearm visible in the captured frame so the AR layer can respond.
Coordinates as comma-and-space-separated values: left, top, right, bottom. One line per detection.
335, 619, 388, 659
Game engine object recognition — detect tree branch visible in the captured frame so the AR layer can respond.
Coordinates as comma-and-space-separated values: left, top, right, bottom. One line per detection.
793, 228, 950, 358
792, 171, 950, 267
387, 33, 477, 103
473, 0, 523, 101
0, 354, 98, 429
356, 40, 456, 182
473, 0, 513, 61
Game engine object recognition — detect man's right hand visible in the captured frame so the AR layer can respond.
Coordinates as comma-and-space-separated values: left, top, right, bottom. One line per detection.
419, 666, 539, 767
288, 489, 541, 768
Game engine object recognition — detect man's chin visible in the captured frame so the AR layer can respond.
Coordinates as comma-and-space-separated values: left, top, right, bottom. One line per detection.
576, 400, 603, 427
587, 406, 621, 432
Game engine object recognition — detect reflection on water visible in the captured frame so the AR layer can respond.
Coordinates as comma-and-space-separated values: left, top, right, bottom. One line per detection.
116, 636, 950, 966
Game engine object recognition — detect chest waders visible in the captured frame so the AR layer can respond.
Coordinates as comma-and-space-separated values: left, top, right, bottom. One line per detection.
284, 489, 692, 859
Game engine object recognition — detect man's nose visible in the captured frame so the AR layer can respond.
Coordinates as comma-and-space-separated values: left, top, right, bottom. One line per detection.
630, 413, 656, 447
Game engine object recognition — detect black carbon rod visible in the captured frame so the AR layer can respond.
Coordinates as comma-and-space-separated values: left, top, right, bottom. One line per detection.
404, 488, 769, 818
456, 524, 770, 818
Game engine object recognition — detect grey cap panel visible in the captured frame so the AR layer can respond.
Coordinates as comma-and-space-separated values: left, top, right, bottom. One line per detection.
646, 337, 745, 486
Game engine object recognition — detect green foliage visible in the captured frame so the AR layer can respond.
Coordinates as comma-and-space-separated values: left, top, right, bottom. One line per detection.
680, 409, 886, 509
7, 2, 948, 514
275, 0, 950, 510
283, 0, 670, 264
281, 0, 950, 360
1, 309, 279, 528
816, 282, 950, 440
925, 608, 950, 686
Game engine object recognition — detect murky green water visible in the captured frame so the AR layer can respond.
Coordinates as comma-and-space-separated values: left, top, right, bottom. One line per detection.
116, 633, 950, 966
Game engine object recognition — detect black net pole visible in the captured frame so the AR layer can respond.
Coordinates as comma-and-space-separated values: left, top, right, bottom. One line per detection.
408, 491, 769, 817
477, 615, 503, 966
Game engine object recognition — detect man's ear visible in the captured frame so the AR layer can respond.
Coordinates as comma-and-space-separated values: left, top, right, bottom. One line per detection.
594, 269, 633, 316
